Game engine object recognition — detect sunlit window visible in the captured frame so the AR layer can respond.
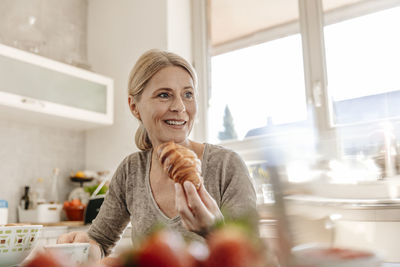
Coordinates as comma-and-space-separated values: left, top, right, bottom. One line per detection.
208, 35, 307, 143
324, 5, 400, 125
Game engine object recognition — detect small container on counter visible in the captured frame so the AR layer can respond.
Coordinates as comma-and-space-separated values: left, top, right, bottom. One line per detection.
0, 199, 8, 225
18, 203, 62, 223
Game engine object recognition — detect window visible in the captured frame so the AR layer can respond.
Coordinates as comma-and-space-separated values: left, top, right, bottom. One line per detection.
192, 1, 400, 262
209, 35, 307, 143
207, 0, 306, 144
193, 0, 400, 161
324, 5, 400, 125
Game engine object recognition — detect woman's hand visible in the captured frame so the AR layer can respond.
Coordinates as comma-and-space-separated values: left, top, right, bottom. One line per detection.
57, 231, 102, 261
57, 231, 90, 244
175, 181, 224, 235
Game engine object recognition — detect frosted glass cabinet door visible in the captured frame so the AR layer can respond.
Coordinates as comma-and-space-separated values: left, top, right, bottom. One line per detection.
0, 44, 113, 129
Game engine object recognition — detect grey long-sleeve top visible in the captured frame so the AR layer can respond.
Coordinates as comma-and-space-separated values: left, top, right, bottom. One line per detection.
87, 143, 257, 256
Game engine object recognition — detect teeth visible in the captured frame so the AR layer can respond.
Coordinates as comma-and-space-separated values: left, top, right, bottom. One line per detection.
165, 120, 185, 125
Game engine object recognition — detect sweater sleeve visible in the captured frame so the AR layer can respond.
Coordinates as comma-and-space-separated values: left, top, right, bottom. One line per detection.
87, 159, 131, 257
220, 151, 259, 227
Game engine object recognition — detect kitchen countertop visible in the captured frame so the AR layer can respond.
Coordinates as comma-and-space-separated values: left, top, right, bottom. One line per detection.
258, 197, 400, 222
31, 220, 86, 227
285, 195, 400, 209
33, 221, 132, 240
282, 194, 400, 221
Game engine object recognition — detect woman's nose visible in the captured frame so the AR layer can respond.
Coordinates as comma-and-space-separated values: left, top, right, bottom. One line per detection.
170, 96, 186, 112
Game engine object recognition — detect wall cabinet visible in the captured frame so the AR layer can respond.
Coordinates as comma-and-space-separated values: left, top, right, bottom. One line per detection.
0, 43, 113, 130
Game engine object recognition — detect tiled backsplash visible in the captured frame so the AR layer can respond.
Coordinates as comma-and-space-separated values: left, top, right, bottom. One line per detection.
0, 119, 85, 223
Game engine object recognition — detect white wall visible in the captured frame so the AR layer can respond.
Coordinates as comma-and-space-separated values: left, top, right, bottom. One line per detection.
85, 0, 193, 176
167, 0, 192, 63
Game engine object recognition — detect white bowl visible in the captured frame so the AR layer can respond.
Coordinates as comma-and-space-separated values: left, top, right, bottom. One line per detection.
292, 243, 382, 267
44, 243, 90, 264
0, 224, 42, 267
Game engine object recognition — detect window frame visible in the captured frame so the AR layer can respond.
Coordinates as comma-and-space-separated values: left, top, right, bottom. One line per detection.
191, 0, 400, 161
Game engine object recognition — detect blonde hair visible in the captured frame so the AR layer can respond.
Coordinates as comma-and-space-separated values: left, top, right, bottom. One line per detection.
128, 49, 198, 151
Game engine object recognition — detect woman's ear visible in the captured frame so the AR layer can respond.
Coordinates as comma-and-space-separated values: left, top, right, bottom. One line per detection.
128, 95, 141, 121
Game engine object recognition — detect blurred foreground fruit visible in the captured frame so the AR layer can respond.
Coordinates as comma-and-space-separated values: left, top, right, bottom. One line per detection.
23, 250, 76, 267
204, 223, 266, 267
24, 220, 269, 267
120, 230, 196, 267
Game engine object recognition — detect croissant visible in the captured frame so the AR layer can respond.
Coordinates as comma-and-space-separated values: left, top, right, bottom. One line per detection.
156, 141, 203, 190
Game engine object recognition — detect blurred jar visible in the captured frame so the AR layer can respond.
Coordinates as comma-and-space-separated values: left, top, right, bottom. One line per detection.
0, 200, 8, 225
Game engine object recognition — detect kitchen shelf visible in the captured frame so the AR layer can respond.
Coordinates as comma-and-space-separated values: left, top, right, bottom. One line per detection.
0, 43, 113, 130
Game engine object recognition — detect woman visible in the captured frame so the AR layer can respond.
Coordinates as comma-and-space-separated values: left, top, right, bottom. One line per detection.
58, 49, 257, 261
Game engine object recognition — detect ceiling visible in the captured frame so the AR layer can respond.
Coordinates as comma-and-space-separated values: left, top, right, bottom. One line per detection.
209, 0, 364, 47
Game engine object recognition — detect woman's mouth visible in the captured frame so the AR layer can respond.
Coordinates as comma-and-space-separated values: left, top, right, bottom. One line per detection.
164, 120, 186, 126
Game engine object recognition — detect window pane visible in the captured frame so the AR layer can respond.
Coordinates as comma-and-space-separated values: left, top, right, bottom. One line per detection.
208, 35, 307, 143
324, 5, 400, 125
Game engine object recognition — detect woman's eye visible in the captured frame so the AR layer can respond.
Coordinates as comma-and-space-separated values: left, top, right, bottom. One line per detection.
184, 91, 193, 99
158, 92, 169, 99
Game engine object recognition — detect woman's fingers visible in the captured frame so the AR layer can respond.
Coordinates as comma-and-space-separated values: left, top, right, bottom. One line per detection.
176, 182, 212, 231
175, 183, 196, 223
183, 182, 213, 220
74, 232, 91, 243
57, 231, 102, 261
181, 219, 190, 230
198, 183, 218, 211
176, 181, 224, 234
182, 182, 217, 230
198, 184, 224, 221
57, 232, 76, 243
57, 231, 90, 244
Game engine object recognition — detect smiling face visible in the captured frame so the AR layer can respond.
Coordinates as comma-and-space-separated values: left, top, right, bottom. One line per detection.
129, 66, 197, 148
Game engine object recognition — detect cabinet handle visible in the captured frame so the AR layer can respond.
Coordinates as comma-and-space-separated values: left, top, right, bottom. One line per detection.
21, 98, 46, 108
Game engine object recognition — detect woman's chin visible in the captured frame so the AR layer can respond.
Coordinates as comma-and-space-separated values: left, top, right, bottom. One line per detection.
161, 136, 188, 144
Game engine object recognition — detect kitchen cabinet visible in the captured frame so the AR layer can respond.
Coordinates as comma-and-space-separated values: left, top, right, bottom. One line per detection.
0, 43, 113, 130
